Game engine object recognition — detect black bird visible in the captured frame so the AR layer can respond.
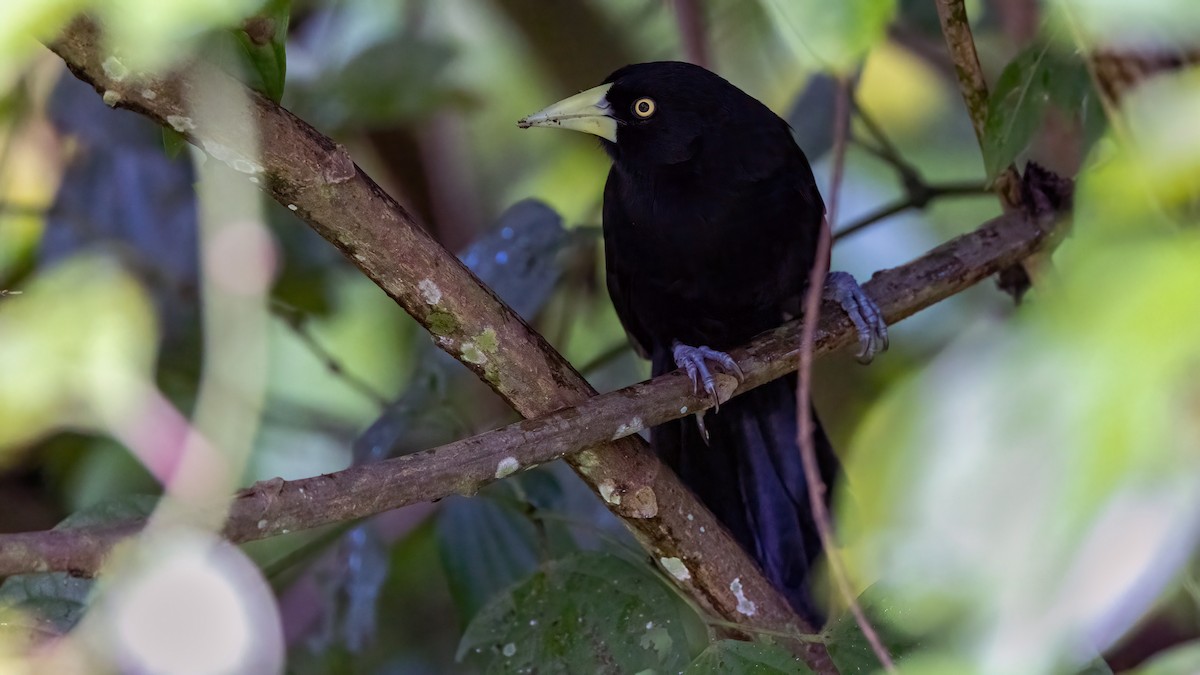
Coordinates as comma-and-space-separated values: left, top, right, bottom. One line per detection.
518, 61, 886, 624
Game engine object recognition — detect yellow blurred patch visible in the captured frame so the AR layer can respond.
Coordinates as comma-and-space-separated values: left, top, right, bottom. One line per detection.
0, 254, 159, 463
857, 41, 951, 138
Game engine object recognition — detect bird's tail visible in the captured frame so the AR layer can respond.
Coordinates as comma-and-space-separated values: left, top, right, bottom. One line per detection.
651, 352, 839, 626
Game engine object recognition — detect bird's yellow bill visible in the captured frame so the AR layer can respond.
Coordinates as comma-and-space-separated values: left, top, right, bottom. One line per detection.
517, 83, 617, 142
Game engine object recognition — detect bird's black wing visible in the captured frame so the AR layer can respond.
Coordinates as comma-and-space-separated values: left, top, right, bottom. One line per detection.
602, 168, 652, 358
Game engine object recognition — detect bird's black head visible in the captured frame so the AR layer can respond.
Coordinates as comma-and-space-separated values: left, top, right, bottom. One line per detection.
518, 61, 781, 169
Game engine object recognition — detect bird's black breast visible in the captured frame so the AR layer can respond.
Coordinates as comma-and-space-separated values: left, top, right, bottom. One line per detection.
603, 133, 824, 354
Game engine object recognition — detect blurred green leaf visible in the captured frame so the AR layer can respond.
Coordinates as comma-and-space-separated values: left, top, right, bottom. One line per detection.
759, 0, 896, 73
1, 0, 263, 70
683, 639, 813, 674
437, 495, 543, 622
843, 213, 1200, 671
786, 74, 837, 162
457, 552, 703, 673
234, 0, 289, 102
983, 40, 1107, 176
825, 589, 921, 672
0, 255, 158, 456
286, 25, 469, 129
162, 126, 188, 158
982, 43, 1052, 178
54, 493, 157, 529
0, 576, 91, 638
437, 472, 582, 621
843, 72, 1200, 670
1074, 68, 1200, 230
1127, 640, 1200, 675
1053, 0, 1200, 52
1045, 56, 1109, 157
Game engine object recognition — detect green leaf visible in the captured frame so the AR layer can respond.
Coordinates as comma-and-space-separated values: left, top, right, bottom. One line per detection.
1126, 640, 1200, 675
437, 495, 543, 621
55, 494, 158, 529
842, 144, 1200, 668
437, 469, 588, 621
684, 640, 814, 674
0, 495, 158, 637
162, 126, 188, 159
758, 0, 896, 73
0, 255, 159, 454
0, 576, 91, 637
235, 0, 290, 101
457, 552, 703, 674
982, 42, 1053, 178
825, 590, 921, 673
1041, 50, 1108, 157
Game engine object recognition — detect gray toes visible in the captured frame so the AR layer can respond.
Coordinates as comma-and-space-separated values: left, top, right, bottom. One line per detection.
824, 271, 889, 363
672, 342, 742, 409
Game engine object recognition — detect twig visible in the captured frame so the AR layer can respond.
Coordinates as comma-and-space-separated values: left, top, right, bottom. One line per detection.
934, 1, 990, 144
842, 98, 991, 240
852, 98, 920, 185
935, 0, 1034, 298
46, 17, 821, 656
834, 181, 991, 241
797, 80, 897, 672
670, 0, 710, 69
934, 0, 1022, 208
269, 299, 390, 410
0, 203, 1060, 579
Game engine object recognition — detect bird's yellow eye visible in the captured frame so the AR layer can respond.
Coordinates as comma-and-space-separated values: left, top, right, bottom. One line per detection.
632, 97, 656, 118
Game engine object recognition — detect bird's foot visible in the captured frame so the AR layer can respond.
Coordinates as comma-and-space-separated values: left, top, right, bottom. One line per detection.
672, 341, 744, 409
824, 271, 888, 363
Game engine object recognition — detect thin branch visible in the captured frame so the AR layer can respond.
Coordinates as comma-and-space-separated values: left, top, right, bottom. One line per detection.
798, 80, 897, 672
934, 0, 1022, 209
834, 181, 991, 241
935, 0, 1036, 301
843, 98, 991, 241
934, 1, 990, 144
269, 300, 390, 410
852, 99, 920, 186
0, 201, 1062, 584
45, 17, 823, 659
670, 0, 711, 69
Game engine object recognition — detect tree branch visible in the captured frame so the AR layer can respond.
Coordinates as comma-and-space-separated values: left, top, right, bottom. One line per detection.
0, 204, 1057, 578
934, 0, 1022, 209
833, 181, 990, 241
44, 17, 825, 663
935, 0, 1042, 300
670, 0, 711, 69
800, 79, 897, 672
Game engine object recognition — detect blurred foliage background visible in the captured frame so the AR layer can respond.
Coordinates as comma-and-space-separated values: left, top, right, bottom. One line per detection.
2, 0, 1200, 673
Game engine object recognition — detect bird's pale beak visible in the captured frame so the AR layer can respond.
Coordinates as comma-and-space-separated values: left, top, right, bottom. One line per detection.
517, 83, 617, 142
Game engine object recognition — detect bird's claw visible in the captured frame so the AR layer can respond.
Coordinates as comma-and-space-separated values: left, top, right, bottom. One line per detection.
824, 271, 888, 363
672, 342, 744, 409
